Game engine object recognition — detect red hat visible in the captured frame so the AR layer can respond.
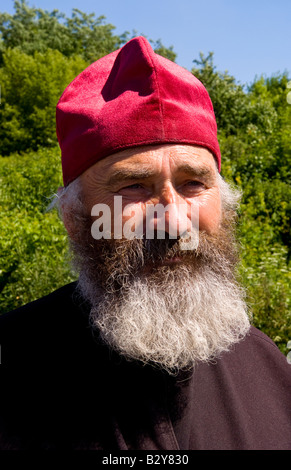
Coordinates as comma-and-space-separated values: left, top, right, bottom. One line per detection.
56, 36, 221, 186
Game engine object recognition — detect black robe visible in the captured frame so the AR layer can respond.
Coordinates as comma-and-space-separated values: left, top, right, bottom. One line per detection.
0, 282, 290, 450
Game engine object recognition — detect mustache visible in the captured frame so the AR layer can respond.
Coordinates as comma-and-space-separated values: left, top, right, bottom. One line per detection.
87, 233, 198, 266
88, 228, 235, 262
141, 233, 193, 261
79, 231, 234, 277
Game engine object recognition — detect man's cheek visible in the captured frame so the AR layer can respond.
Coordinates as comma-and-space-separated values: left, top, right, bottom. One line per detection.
198, 204, 222, 233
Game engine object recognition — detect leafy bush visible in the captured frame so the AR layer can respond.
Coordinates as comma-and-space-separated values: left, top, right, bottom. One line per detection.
0, 147, 76, 313
0, 48, 88, 154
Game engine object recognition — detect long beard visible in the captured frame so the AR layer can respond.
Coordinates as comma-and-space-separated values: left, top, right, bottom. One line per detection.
70, 213, 251, 374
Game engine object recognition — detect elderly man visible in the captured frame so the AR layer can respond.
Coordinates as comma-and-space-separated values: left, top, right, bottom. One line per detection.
0, 37, 290, 450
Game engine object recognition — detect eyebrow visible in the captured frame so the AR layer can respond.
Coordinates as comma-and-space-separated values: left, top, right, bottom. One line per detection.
176, 163, 215, 179
106, 163, 215, 187
106, 168, 156, 187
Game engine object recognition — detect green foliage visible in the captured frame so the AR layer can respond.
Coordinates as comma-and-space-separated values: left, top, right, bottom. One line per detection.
0, 48, 87, 154
192, 52, 248, 134
0, 147, 76, 313
237, 188, 291, 354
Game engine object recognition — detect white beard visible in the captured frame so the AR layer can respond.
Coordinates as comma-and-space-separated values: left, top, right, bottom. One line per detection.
78, 261, 250, 374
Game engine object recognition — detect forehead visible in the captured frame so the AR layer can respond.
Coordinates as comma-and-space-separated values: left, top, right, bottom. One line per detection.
86, 144, 217, 178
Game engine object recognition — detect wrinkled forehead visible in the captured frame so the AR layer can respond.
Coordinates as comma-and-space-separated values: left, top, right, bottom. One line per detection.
80, 144, 218, 182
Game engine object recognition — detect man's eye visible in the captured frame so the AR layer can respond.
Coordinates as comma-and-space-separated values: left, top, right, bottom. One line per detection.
186, 181, 204, 188
123, 183, 143, 190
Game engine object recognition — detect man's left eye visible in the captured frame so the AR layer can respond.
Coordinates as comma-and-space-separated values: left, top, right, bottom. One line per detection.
186, 181, 204, 188
123, 183, 143, 190
118, 183, 146, 195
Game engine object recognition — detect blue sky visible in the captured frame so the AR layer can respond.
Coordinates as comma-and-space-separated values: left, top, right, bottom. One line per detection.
2, 0, 291, 86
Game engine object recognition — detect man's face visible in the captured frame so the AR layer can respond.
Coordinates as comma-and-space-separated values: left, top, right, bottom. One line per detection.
79, 144, 222, 240
64, 144, 250, 373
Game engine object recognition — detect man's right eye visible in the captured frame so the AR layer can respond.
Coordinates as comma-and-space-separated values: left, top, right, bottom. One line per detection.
117, 183, 150, 200
122, 183, 143, 190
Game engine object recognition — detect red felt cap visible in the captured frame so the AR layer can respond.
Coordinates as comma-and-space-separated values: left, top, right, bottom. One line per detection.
56, 36, 221, 186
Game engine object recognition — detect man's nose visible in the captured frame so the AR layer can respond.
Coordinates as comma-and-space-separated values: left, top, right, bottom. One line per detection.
146, 183, 192, 238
